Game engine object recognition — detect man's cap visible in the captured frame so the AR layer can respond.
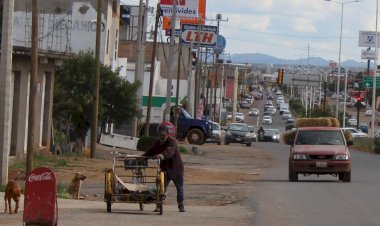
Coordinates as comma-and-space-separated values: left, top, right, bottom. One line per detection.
157, 123, 169, 135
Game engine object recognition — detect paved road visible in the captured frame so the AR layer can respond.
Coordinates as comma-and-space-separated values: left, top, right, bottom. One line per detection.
245, 94, 380, 226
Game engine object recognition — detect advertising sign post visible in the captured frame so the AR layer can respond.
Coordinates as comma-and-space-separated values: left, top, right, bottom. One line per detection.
23, 167, 58, 226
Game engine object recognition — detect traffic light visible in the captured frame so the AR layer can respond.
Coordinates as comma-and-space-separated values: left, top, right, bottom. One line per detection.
356, 96, 363, 110
277, 69, 284, 86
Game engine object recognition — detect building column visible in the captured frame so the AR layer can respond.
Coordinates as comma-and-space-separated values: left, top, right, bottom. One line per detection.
33, 71, 45, 149
0, 0, 15, 185
41, 71, 54, 151
10, 70, 29, 160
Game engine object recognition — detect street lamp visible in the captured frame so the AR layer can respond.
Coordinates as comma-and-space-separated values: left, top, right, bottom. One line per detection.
324, 0, 360, 120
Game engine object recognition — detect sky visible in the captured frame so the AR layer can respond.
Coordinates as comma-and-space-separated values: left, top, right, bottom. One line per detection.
122, 0, 380, 63
205, 0, 377, 63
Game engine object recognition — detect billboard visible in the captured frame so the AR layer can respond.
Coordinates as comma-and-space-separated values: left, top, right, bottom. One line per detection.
181, 24, 218, 48
160, 0, 199, 18
162, 0, 206, 30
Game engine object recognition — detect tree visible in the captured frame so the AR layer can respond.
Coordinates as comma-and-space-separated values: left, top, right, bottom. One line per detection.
54, 52, 140, 152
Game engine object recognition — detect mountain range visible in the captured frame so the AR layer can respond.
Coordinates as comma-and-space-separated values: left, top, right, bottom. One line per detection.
229, 53, 365, 68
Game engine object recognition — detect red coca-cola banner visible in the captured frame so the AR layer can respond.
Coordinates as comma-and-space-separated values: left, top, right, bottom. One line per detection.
23, 167, 58, 226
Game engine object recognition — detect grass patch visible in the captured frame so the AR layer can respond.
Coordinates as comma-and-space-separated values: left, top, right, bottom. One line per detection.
10, 152, 70, 172
57, 182, 71, 199
352, 137, 374, 153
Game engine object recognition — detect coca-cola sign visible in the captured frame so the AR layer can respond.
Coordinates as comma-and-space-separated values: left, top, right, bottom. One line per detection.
28, 172, 53, 182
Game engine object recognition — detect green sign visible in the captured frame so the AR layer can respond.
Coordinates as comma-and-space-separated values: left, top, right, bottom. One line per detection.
363, 77, 380, 88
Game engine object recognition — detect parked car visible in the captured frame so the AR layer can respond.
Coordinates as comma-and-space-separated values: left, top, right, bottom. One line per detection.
249, 108, 260, 116
347, 118, 357, 126
341, 127, 367, 138
206, 122, 222, 145
365, 110, 373, 116
227, 112, 232, 120
224, 123, 253, 146
248, 126, 257, 142
235, 112, 245, 123
287, 127, 352, 182
239, 101, 251, 109
262, 129, 281, 142
262, 115, 273, 125
358, 123, 369, 133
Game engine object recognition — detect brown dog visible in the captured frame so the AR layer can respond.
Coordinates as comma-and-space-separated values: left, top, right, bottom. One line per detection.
4, 180, 21, 214
68, 172, 87, 199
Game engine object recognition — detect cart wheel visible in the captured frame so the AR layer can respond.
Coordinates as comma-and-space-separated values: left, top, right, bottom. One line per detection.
139, 203, 144, 211
107, 202, 112, 213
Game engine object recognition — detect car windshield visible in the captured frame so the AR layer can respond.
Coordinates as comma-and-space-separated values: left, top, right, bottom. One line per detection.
181, 108, 192, 119
295, 130, 344, 145
263, 116, 271, 119
228, 124, 249, 132
236, 113, 243, 116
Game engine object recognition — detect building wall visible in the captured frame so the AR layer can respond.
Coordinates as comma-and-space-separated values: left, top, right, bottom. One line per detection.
13, 0, 120, 66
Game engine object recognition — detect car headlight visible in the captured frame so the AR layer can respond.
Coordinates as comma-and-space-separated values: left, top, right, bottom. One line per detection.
226, 131, 231, 136
335, 154, 350, 160
293, 154, 307, 160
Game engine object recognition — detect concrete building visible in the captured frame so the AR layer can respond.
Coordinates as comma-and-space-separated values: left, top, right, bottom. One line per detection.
0, 0, 121, 184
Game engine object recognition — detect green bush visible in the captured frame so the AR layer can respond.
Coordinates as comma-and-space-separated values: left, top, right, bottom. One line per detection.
57, 182, 71, 199
179, 146, 188, 154
137, 136, 159, 152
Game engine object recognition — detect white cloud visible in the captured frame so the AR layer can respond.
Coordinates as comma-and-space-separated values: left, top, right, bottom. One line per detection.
292, 18, 317, 33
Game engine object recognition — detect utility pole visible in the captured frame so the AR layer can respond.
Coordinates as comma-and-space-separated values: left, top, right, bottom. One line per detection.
0, 0, 15, 185
174, 34, 183, 133
164, 0, 178, 121
132, 0, 145, 137
232, 66, 238, 122
372, 0, 379, 137
194, 20, 202, 118
26, 0, 39, 175
145, 3, 160, 136
186, 45, 193, 117
90, 0, 102, 159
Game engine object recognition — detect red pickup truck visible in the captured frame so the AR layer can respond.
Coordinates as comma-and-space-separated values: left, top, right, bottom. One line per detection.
288, 127, 352, 182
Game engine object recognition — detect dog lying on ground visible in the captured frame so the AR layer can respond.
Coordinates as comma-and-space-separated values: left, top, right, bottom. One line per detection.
68, 172, 87, 199
4, 180, 21, 214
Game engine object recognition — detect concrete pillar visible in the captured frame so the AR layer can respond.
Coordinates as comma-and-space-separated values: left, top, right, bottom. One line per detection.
33, 71, 45, 149
0, 0, 15, 185
10, 70, 29, 160
41, 71, 54, 151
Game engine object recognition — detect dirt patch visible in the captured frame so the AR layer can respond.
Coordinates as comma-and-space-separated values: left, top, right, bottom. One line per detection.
8, 143, 272, 207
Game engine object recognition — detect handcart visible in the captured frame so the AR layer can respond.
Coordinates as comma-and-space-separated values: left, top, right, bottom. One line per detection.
104, 155, 166, 215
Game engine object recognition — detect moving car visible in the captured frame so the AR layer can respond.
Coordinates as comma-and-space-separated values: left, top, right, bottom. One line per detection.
235, 112, 245, 123
261, 129, 281, 142
288, 127, 352, 182
224, 123, 253, 146
262, 115, 273, 125
248, 108, 260, 116
285, 118, 295, 131
341, 127, 367, 138
282, 111, 292, 120
248, 126, 257, 142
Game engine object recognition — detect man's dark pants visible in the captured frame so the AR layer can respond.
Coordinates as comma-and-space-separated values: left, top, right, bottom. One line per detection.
165, 174, 184, 208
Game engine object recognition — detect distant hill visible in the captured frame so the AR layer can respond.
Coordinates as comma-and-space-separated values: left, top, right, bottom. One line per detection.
229, 53, 364, 68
